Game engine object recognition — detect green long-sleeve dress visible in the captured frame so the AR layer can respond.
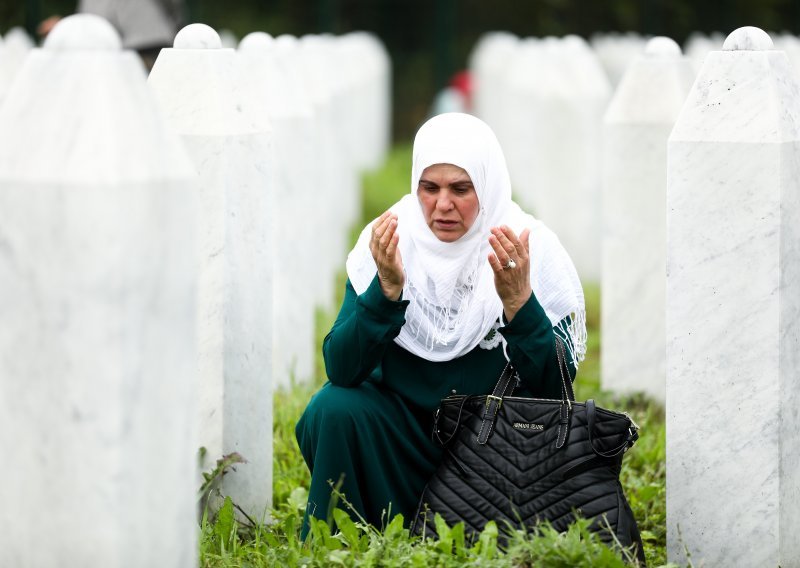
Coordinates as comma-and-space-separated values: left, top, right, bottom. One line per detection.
295, 275, 576, 533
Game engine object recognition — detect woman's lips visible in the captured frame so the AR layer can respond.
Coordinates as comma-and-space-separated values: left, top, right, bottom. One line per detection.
434, 220, 458, 228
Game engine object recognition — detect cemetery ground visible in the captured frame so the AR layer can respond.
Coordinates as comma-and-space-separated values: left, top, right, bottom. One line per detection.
198, 145, 673, 568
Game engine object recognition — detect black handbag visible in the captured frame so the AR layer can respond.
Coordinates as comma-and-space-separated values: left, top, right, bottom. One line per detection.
411, 338, 646, 564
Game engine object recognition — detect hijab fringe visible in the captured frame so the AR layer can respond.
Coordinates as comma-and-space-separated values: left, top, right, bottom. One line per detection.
406, 267, 478, 350
554, 310, 587, 370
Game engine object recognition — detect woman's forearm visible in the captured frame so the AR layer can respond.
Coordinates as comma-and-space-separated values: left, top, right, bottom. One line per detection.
323, 276, 409, 387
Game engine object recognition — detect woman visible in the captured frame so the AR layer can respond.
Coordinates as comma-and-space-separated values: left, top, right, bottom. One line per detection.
296, 113, 585, 535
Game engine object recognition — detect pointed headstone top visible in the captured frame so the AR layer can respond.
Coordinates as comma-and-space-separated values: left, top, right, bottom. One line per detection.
645, 36, 681, 57
722, 26, 773, 51
173, 23, 221, 49
239, 32, 273, 52
275, 34, 299, 51
5, 26, 34, 50
43, 14, 121, 51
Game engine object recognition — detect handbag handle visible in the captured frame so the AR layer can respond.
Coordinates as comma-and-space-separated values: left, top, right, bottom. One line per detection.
488, 336, 575, 403
554, 335, 576, 403
476, 336, 574, 446
476, 362, 517, 444
474, 336, 639, 455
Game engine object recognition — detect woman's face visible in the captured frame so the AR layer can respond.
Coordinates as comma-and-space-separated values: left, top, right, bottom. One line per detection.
417, 163, 480, 242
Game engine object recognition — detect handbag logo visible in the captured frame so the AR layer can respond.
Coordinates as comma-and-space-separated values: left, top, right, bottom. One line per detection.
513, 422, 544, 431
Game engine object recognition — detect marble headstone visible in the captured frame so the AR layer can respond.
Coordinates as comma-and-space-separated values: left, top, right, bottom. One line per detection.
0, 26, 35, 101
683, 31, 724, 74
0, 34, 7, 100
0, 15, 197, 567
590, 32, 646, 87
218, 28, 238, 49
297, 34, 353, 309
468, 31, 518, 152
666, 26, 800, 566
504, 37, 557, 213
347, 32, 392, 171
601, 37, 694, 402
337, 32, 391, 173
273, 34, 331, 312
506, 36, 610, 282
148, 23, 274, 519
237, 32, 315, 386
332, 35, 369, 174
318, 34, 361, 240
773, 33, 800, 83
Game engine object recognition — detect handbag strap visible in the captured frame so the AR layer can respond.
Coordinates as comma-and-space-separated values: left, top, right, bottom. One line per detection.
433, 395, 470, 447
553, 336, 574, 449
476, 336, 575, 446
586, 399, 640, 457
476, 362, 517, 445
557, 341, 639, 456
554, 335, 575, 403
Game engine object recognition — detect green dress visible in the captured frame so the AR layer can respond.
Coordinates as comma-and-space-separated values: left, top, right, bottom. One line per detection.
295, 275, 576, 534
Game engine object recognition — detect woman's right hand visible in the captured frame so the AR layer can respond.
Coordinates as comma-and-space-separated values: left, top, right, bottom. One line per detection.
369, 211, 405, 300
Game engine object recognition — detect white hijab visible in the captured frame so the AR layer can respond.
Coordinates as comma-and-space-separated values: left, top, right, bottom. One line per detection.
346, 113, 586, 365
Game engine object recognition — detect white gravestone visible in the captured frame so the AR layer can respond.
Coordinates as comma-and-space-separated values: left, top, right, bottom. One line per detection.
506, 36, 610, 282
667, 26, 800, 566
683, 31, 724, 74
774, 33, 800, 82
218, 28, 239, 49
274, 34, 329, 312
297, 34, 351, 309
149, 24, 274, 519
319, 34, 361, 246
590, 32, 646, 87
332, 35, 369, 174
238, 32, 314, 386
0, 15, 197, 567
0, 35, 6, 99
347, 32, 392, 171
0, 26, 35, 101
601, 37, 694, 402
504, 37, 559, 214
547, 36, 610, 283
469, 31, 519, 149
337, 33, 391, 173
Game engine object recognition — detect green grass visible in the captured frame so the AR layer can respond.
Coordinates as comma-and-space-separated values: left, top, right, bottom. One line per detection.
199, 144, 677, 567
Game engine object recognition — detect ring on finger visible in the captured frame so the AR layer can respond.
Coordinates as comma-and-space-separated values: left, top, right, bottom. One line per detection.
504, 258, 517, 270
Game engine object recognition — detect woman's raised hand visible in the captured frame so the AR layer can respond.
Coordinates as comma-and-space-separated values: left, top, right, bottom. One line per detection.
370, 211, 405, 300
488, 225, 532, 322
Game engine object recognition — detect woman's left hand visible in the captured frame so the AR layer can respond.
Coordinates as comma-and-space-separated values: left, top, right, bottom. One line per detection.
488, 225, 532, 322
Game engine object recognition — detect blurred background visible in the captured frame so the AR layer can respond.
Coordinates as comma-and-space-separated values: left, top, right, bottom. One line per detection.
3, 0, 800, 140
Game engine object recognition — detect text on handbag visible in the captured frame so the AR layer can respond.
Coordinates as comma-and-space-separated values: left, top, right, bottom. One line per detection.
513, 422, 544, 430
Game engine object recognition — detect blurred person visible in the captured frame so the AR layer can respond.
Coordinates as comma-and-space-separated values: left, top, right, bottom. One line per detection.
429, 70, 473, 117
450, 69, 473, 110
39, 0, 183, 70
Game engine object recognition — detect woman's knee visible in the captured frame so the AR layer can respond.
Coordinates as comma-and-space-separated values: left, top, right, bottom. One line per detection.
306, 384, 374, 422
297, 383, 380, 441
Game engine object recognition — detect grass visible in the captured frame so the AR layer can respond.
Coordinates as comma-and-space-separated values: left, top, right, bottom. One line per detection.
199, 144, 676, 567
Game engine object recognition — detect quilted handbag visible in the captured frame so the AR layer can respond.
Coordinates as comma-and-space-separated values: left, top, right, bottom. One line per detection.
411, 338, 645, 563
